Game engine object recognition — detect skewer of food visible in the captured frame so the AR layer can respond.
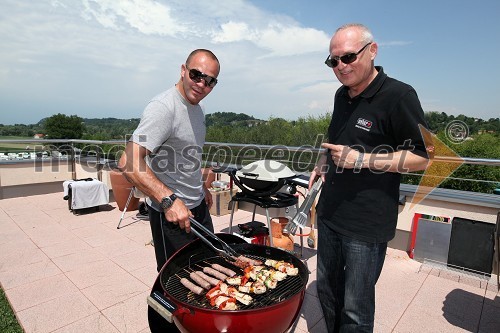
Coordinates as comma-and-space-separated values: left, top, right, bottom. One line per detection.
231, 255, 263, 269
203, 266, 229, 281
179, 276, 204, 295
206, 282, 253, 307
211, 263, 237, 277
188, 271, 211, 290
194, 270, 220, 286
265, 259, 299, 276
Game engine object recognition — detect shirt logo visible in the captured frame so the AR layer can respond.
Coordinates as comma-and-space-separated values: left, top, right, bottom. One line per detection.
355, 118, 372, 132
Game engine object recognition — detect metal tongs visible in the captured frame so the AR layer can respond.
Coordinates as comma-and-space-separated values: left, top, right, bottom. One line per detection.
189, 217, 239, 260
284, 178, 323, 235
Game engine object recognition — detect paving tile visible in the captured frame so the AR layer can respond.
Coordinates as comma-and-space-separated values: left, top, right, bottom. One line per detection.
292, 293, 324, 333
74, 223, 127, 248
375, 264, 425, 329
11, 211, 59, 231
0, 224, 28, 246
16, 291, 97, 333
65, 259, 127, 289
81, 272, 149, 310
23, 223, 78, 248
51, 247, 107, 272
394, 274, 484, 333
0, 256, 61, 290
53, 312, 119, 333
0, 215, 17, 231
54, 211, 106, 230
6, 273, 78, 311
304, 267, 318, 298
111, 246, 156, 272
478, 295, 500, 332
40, 237, 93, 259
130, 264, 158, 287
117, 224, 154, 245
373, 321, 395, 333
0, 238, 43, 272
102, 290, 150, 333
93, 237, 145, 259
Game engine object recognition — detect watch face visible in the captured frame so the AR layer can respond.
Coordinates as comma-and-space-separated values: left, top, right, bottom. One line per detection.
161, 197, 173, 209
161, 194, 177, 209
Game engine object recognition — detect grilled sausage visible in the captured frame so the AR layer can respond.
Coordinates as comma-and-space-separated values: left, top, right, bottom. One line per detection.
180, 278, 203, 295
189, 272, 210, 290
212, 264, 236, 277
203, 267, 228, 281
195, 270, 220, 286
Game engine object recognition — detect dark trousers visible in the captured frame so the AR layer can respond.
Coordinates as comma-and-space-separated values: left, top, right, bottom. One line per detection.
317, 219, 387, 333
147, 200, 214, 272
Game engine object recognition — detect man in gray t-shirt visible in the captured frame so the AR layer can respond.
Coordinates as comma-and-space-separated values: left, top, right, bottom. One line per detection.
119, 49, 220, 271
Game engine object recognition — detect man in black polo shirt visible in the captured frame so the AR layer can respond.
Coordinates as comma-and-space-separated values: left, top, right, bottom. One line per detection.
309, 23, 429, 332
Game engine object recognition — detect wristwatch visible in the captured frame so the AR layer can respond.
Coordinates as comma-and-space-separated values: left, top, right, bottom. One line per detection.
160, 194, 177, 210
354, 152, 364, 170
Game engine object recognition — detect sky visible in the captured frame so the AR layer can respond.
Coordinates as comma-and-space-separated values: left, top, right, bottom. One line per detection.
1, 0, 499, 125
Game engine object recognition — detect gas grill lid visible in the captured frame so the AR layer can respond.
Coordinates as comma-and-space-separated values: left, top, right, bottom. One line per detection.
235, 160, 295, 182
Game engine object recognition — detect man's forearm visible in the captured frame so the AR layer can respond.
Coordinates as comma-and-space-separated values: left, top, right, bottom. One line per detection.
119, 145, 174, 204
363, 150, 429, 173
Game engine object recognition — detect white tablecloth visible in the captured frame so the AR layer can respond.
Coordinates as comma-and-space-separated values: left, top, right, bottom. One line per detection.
63, 179, 109, 210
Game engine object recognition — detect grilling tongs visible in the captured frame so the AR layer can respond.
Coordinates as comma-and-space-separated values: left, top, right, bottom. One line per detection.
188, 217, 239, 260
284, 178, 323, 235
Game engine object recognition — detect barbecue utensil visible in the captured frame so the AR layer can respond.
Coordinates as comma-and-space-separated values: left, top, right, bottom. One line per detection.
307, 197, 317, 248
284, 178, 323, 235
188, 217, 239, 260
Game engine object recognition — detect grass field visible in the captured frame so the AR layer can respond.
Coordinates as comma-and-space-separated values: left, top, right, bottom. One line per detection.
0, 287, 23, 333
0, 136, 44, 152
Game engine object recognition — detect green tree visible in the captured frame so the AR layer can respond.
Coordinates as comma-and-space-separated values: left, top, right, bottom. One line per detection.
44, 113, 85, 139
439, 133, 500, 193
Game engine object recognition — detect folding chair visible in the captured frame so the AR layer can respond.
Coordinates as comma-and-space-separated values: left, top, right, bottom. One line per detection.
117, 186, 146, 229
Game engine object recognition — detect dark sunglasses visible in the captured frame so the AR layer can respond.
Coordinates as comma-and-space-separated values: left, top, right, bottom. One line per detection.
325, 42, 372, 68
186, 66, 218, 88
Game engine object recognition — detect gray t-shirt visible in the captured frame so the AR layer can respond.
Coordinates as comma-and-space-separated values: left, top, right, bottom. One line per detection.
130, 86, 206, 211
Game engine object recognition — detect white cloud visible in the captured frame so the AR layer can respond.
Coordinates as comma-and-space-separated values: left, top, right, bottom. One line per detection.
211, 21, 330, 57
0, 0, 335, 124
80, 0, 187, 36
211, 21, 255, 43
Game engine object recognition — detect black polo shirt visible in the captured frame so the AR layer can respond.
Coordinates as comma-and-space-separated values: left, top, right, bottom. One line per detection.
317, 66, 428, 243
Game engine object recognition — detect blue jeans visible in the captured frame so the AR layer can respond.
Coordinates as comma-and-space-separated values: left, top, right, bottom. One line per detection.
317, 220, 387, 333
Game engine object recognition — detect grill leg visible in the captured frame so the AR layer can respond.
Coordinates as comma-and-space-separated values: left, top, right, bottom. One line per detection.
265, 208, 274, 247
228, 199, 238, 234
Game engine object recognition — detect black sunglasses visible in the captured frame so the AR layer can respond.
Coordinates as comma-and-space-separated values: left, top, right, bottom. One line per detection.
325, 42, 372, 68
186, 66, 218, 88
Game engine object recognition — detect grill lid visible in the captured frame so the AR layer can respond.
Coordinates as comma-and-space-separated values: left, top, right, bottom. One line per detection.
235, 160, 295, 182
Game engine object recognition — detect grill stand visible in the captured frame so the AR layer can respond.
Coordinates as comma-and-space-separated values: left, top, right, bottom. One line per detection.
229, 192, 300, 253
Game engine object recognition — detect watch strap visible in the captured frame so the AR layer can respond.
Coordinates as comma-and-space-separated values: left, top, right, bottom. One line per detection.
354, 152, 364, 170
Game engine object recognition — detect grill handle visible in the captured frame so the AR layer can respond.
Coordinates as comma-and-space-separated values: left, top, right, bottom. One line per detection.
189, 217, 239, 259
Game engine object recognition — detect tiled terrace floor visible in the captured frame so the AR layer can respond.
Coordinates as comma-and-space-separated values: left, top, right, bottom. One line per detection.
1, 192, 499, 333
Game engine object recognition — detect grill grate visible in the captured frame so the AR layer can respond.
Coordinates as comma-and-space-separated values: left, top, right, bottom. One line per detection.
162, 255, 304, 310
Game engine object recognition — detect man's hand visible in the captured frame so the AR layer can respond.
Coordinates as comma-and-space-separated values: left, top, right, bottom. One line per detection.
308, 154, 327, 190
322, 143, 361, 169
164, 199, 193, 232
